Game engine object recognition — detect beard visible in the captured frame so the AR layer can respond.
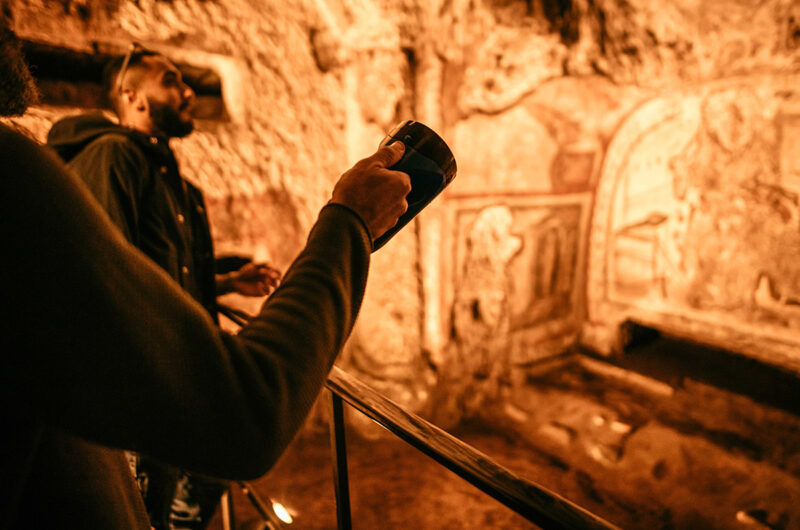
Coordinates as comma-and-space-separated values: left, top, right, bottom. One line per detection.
148, 98, 194, 138
0, 25, 39, 116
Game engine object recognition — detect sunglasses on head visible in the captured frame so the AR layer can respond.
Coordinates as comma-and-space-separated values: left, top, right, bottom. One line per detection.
115, 42, 143, 94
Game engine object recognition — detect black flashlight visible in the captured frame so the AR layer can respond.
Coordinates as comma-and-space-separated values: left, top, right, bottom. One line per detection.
373, 120, 457, 251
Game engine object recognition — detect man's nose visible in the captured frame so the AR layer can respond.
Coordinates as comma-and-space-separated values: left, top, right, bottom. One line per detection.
182, 83, 194, 102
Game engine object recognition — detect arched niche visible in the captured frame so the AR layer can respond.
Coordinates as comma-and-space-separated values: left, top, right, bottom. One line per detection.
584, 74, 800, 373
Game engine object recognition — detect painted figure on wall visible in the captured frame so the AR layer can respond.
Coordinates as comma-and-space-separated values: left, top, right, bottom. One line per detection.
670, 88, 800, 319
606, 81, 800, 330
448, 205, 521, 416
434, 197, 587, 425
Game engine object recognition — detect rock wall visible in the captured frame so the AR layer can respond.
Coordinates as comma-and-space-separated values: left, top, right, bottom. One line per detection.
6, 0, 800, 428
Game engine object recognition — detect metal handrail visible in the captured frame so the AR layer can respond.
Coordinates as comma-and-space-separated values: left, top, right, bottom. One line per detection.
219, 304, 619, 529
325, 366, 620, 530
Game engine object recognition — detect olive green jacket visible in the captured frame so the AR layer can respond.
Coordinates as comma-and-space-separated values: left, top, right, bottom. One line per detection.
47, 113, 217, 317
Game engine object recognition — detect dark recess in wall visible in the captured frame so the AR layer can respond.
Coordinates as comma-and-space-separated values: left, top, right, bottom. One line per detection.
21, 39, 228, 120
542, 0, 579, 44
588, 321, 800, 417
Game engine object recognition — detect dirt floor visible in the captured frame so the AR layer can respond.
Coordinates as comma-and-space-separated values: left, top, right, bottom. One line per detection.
209, 337, 800, 530
212, 427, 539, 530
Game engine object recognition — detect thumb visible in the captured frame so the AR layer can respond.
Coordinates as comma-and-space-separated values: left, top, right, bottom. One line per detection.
369, 141, 405, 169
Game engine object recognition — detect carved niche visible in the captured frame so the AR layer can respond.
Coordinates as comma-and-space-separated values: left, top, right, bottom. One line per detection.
586, 75, 800, 371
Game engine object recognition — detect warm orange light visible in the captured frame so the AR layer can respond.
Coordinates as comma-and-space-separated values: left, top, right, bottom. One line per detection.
272, 501, 293, 524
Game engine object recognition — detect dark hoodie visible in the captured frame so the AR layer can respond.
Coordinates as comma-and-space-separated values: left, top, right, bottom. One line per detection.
2, 122, 371, 529
47, 113, 222, 527
47, 113, 217, 318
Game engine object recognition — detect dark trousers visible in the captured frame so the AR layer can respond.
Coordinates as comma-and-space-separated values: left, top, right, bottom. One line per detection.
137, 456, 228, 530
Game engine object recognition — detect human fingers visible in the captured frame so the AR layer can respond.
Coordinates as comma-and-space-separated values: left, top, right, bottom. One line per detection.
262, 273, 280, 289
356, 141, 405, 171
256, 263, 281, 277
328, 141, 411, 241
254, 264, 281, 285
361, 168, 410, 238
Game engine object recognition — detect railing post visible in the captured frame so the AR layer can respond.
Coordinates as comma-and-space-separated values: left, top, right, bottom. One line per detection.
220, 488, 235, 530
326, 367, 620, 529
329, 391, 352, 530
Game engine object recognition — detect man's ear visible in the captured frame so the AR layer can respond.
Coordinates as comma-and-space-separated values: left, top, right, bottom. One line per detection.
121, 88, 147, 113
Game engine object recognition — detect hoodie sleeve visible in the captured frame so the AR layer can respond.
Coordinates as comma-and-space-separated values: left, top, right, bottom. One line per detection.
0, 125, 371, 479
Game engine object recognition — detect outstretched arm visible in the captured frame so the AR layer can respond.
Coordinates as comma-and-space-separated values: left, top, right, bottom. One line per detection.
0, 125, 408, 479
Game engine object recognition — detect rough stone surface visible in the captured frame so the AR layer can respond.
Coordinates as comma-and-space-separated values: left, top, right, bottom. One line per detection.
213, 352, 800, 530
503, 354, 800, 529
6, 0, 800, 427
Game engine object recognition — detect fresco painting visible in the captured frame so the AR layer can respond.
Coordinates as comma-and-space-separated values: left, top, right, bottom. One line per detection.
445, 194, 592, 368
589, 76, 800, 360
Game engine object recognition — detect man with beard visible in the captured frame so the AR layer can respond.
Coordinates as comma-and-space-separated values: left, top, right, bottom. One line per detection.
1, 6, 411, 528
47, 47, 282, 529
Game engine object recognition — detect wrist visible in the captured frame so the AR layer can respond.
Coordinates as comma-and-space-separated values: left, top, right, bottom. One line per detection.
215, 273, 234, 296
325, 202, 373, 245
